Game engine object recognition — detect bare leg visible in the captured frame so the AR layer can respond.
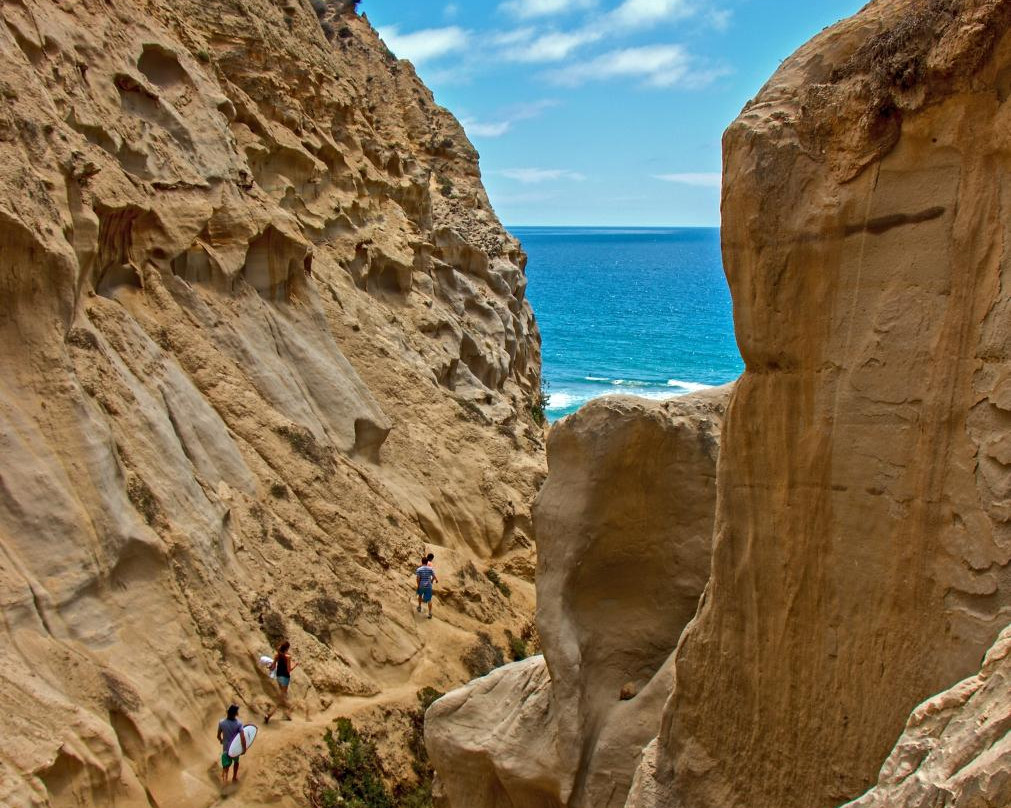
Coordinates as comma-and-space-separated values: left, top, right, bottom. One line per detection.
221, 761, 230, 786
232, 757, 240, 783
280, 684, 291, 719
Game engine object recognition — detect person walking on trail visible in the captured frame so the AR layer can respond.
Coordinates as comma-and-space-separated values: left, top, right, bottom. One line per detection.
416, 552, 438, 619
217, 703, 247, 786
265, 641, 297, 723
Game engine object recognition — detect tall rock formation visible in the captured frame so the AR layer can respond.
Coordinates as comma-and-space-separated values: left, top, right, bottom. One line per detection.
0, 1, 542, 806
427, 389, 730, 808
634, 2, 1011, 807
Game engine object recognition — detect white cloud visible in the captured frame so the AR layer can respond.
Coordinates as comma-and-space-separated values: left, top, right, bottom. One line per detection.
464, 120, 513, 137
548, 45, 724, 88
708, 8, 732, 30
461, 100, 558, 138
376, 25, 469, 64
493, 191, 560, 204
654, 172, 722, 187
500, 168, 587, 183
444, 3, 460, 19
493, 27, 539, 46
608, 0, 694, 28
500, 0, 597, 19
507, 29, 603, 62
592, 0, 731, 32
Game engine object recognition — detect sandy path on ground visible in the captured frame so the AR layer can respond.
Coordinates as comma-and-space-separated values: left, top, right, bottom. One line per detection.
188, 607, 465, 808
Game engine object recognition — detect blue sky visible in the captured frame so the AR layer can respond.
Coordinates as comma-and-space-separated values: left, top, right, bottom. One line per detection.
362, 0, 864, 227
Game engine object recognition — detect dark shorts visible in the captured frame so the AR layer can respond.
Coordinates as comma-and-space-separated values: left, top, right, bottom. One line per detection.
417, 584, 433, 603
221, 752, 238, 768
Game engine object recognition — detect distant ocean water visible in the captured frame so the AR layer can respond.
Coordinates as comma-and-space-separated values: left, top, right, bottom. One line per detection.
513, 227, 743, 421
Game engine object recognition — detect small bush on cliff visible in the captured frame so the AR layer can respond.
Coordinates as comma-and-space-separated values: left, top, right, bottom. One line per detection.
505, 629, 527, 661
276, 423, 330, 466
394, 688, 443, 808
316, 718, 392, 808
258, 607, 287, 648
484, 569, 511, 598
462, 631, 505, 678
530, 380, 550, 426
309, 690, 441, 808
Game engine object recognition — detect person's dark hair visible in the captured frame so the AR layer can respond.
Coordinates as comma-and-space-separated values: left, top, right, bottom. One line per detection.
426, 553, 435, 563
279, 641, 290, 653
227, 704, 239, 719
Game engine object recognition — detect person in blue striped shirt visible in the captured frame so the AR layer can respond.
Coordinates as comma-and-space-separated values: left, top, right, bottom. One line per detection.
415, 553, 438, 619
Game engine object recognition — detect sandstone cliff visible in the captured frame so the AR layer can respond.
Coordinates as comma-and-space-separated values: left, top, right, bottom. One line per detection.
634, 1, 1011, 807
427, 389, 730, 808
842, 623, 1011, 808
0, 1, 542, 806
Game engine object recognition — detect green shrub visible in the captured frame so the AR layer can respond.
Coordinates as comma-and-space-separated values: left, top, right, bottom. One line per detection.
311, 690, 442, 808
462, 631, 505, 678
393, 687, 443, 807
484, 569, 511, 598
505, 630, 527, 661
319, 718, 393, 808
530, 379, 550, 426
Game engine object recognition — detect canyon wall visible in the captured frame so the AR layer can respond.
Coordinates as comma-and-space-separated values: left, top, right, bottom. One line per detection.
842, 623, 1011, 808
639, 1, 1011, 807
427, 389, 730, 808
0, 1, 543, 806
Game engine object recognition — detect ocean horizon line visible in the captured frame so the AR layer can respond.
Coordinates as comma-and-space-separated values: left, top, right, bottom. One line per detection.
507, 224, 721, 230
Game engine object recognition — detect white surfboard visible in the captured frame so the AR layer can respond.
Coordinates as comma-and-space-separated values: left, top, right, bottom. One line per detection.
259, 654, 276, 679
227, 724, 257, 758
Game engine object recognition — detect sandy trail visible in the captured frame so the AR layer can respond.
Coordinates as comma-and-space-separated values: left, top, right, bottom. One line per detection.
193, 608, 462, 808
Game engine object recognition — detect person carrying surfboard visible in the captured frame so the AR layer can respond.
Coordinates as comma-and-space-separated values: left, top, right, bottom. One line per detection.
265, 641, 297, 723
415, 553, 438, 619
217, 704, 247, 785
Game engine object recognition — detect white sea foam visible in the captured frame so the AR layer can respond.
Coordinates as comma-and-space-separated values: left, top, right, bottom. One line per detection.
547, 382, 713, 413
666, 379, 714, 392
634, 390, 687, 401
584, 375, 610, 382
547, 392, 587, 409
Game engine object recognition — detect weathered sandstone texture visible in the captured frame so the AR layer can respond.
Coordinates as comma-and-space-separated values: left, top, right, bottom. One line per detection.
428, 388, 730, 808
0, 1, 542, 806
633, 2, 1011, 807
842, 622, 1011, 808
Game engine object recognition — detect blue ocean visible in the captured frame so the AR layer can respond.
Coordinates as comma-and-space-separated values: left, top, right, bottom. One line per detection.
513, 227, 743, 421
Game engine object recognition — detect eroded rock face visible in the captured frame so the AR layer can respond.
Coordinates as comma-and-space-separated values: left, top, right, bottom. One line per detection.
426, 655, 562, 808
639, 2, 1011, 807
0, 1, 542, 805
841, 622, 1011, 808
428, 389, 730, 808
